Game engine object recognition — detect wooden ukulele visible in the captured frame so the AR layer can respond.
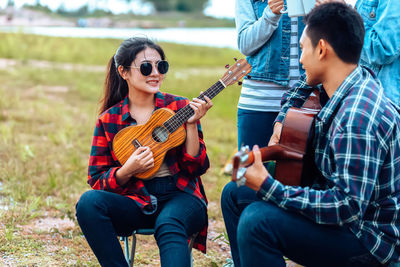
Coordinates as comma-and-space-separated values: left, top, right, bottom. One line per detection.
232, 90, 321, 187
113, 58, 251, 179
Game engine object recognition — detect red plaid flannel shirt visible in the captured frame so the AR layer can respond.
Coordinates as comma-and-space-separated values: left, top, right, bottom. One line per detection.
87, 91, 210, 252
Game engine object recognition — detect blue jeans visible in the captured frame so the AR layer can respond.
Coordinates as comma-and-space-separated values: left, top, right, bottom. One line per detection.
221, 182, 382, 267
221, 182, 384, 267
237, 108, 278, 148
232, 109, 279, 264
76, 176, 207, 267
221, 181, 258, 267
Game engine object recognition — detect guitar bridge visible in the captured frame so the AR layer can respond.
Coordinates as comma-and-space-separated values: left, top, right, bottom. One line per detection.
132, 139, 142, 148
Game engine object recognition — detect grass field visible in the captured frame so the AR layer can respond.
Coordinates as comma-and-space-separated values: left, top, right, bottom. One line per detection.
0, 32, 243, 266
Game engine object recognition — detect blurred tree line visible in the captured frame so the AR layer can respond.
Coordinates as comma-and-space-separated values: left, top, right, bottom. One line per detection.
141, 0, 209, 12
19, 0, 210, 15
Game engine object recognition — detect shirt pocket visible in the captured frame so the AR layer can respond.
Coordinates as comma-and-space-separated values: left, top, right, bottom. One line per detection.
357, 0, 378, 26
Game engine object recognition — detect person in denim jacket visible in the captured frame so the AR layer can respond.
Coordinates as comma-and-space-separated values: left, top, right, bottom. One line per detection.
356, 0, 400, 105
221, 1, 306, 266
235, 0, 305, 149
314, 0, 400, 104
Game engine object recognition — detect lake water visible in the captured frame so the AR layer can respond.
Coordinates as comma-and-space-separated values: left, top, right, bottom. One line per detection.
0, 26, 238, 49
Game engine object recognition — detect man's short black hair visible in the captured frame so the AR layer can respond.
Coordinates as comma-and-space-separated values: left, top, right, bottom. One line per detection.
304, 2, 365, 64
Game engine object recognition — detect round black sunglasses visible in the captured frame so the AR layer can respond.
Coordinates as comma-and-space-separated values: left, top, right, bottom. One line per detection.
128, 60, 169, 76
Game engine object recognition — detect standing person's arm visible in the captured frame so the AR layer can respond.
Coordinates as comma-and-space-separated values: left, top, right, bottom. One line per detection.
236, 0, 284, 55
358, 0, 400, 66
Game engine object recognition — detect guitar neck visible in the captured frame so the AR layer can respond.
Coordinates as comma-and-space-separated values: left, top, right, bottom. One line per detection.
164, 80, 226, 133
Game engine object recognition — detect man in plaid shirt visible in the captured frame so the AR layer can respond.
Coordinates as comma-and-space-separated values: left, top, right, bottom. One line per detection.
222, 3, 400, 266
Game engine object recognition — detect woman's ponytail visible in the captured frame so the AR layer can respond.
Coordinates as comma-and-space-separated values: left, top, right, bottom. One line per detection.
99, 55, 128, 114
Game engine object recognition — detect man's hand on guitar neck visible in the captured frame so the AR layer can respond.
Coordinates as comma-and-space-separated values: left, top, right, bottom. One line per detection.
244, 145, 269, 191
268, 122, 283, 146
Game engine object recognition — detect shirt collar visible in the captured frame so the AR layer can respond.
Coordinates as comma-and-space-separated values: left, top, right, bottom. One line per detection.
316, 66, 363, 124
154, 91, 166, 109
121, 91, 166, 122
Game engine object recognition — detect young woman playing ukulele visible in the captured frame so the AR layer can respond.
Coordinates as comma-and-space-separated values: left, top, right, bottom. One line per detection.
76, 37, 213, 267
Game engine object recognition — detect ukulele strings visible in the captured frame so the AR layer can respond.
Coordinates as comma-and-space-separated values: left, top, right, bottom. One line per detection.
123, 83, 222, 157
119, 81, 226, 160
165, 81, 224, 131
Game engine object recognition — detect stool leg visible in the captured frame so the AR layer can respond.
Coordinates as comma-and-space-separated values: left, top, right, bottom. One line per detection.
122, 236, 130, 265
130, 234, 137, 267
188, 235, 196, 267
124, 231, 197, 266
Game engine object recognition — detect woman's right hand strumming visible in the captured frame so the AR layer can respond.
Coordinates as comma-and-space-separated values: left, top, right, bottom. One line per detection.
116, 146, 154, 185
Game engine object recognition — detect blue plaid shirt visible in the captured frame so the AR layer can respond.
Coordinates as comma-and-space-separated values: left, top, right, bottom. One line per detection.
261, 66, 400, 263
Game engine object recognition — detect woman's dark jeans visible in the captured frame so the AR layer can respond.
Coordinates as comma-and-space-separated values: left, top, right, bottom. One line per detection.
76, 176, 207, 267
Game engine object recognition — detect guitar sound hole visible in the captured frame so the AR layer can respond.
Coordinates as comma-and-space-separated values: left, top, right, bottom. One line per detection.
152, 126, 169, 143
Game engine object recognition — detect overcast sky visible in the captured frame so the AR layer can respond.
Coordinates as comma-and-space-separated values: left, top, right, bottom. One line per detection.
0, 0, 236, 18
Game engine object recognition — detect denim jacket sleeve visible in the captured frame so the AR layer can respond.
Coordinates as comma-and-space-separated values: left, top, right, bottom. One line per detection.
358, 0, 400, 66
236, 0, 282, 56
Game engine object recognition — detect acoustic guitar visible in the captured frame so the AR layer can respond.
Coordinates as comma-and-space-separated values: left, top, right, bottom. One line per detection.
232, 90, 321, 186
113, 58, 251, 179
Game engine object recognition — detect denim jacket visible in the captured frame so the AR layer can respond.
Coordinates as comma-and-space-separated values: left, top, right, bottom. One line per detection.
236, 0, 305, 86
356, 0, 400, 105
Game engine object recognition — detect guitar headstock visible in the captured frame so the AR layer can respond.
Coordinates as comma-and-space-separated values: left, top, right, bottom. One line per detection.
221, 58, 251, 87
232, 145, 250, 186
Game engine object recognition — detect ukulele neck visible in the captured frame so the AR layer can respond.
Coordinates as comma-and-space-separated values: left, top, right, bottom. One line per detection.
163, 80, 226, 133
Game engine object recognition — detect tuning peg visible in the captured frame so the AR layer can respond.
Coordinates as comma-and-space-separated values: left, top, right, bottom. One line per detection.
238, 81, 243, 86
247, 75, 251, 79
225, 64, 230, 69
240, 145, 249, 153
233, 57, 238, 62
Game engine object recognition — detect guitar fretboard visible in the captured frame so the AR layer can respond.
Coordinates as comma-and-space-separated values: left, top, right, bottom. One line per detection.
164, 80, 225, 133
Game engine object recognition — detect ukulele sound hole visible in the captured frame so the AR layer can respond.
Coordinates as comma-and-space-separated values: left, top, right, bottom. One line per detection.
152, 126, 169, 143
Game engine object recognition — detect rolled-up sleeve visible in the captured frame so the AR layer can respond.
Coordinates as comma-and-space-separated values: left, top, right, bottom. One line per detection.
236, 0, 282, 56
178, 123, 210, 178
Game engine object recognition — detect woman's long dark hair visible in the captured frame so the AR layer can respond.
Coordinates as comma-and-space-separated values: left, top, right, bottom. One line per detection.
100, 37, 166, 114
